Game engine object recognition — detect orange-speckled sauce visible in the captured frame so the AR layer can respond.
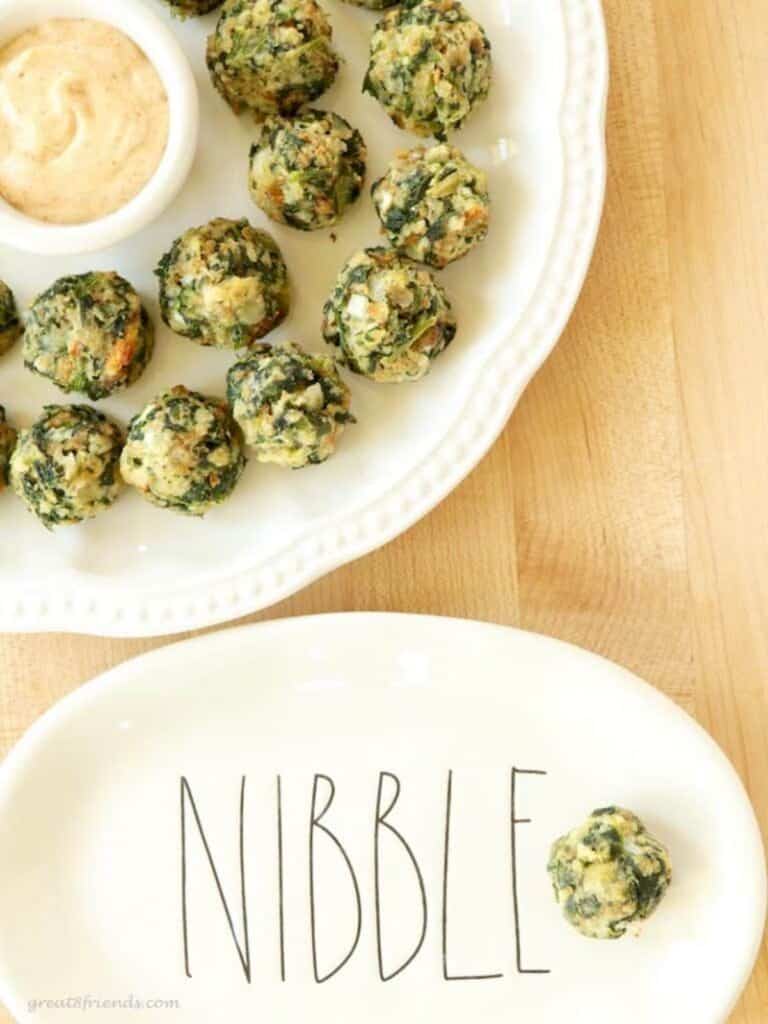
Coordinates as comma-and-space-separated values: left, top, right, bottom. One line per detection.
0, 19, 169, 224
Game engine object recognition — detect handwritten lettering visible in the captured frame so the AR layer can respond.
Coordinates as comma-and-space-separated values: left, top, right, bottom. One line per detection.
442, 770, 503, 981
178, 769, 550, 983
374, 772, 428, 981
180, 776, 251, 982
510, 768, 550, 975
309, 774, 363, 983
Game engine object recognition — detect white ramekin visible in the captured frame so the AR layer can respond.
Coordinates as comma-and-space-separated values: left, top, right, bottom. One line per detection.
0, 0, 199, 255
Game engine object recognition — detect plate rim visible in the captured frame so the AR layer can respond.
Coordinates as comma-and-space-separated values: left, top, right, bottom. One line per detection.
0, 0, 610, 636
0, 612, 764, 1023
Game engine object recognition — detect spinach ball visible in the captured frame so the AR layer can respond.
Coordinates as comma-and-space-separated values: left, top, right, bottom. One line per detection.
227, 342, 353, 467
249, 109, 367, 231
372, 144, 489, 267
121, 386, 246, 516
547, 807, 672, 940
162, 0, 223, 15
322, 247, 457, 383
9, 405, 124, 528
156, 218, 290, 350
0, 280, 22, 356
363, 0, 492, 140
23, 272, 154, 400
207, 0, 339, 119
0, 407, 17, 491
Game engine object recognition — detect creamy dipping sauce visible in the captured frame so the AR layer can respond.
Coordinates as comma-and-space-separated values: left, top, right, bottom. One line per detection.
0, 19, 169, 225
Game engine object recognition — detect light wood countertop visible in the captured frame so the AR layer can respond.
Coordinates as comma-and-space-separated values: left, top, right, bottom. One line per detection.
1, 1, 766, 1018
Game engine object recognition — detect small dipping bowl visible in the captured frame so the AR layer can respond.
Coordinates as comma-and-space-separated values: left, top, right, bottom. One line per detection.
0, 0, 199, 255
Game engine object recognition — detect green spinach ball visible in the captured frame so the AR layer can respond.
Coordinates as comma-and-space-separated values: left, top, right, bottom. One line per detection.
322, 247, 457, 383
9, 405, 124, 528
0, 407, 17, 491
372, 144, 490, 267
156, 218, 290, 350
227, 342, 353, 467
547, 807, 672, 940
162, 0, 223, 16
0, 280, 22, 356
207, 0, 339, 119
249, 109, 367, 231
23, 272, 154, 400
363, 0, 492, 140
121, 386, 246, 516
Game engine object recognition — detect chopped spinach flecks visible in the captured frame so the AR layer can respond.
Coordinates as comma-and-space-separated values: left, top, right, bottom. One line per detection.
372, 144, 490, 268
547, 807, 672, 940
227, 342, 353, 468
322, 247, 457, 384
207, 0, 338, 119
249, 110, 367, 231
364, 0, 491, 140
9, 405, 124, 527
0, 406, 17, 490
22, 272, 153, 400
120, 386, 245, 517
156, 218, 289, 351
0, 280, 22, 357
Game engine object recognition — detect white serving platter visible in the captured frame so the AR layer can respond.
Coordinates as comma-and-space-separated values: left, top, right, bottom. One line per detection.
0, 614, 763, 1023
0, 0, 608, 635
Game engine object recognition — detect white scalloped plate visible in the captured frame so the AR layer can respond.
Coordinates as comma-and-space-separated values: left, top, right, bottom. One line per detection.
0, 0, 608, 636
0, 616, 764, 1023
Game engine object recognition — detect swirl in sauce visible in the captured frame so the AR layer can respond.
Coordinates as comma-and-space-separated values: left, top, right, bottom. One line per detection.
0, 19, 169, 225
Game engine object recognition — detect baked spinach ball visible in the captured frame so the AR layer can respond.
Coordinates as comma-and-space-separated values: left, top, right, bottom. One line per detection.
0, 407, 17, 491
0, 280, 22, 356
322, 247, 457, 383
547, 807, 672, 940
23, 272, 154, 400
363, 0, 491, 140
372, 144, 489, 267
249, 109, 367, 231
227, 342, 353, 467
162, 0, 223, 16
9, 405, 124, 528
207, 0, 339, 119
156, 218, 290, 350
121, 386, 246, 516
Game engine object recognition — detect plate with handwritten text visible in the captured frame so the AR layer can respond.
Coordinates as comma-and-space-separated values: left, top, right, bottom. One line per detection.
0, 615, 764, 1023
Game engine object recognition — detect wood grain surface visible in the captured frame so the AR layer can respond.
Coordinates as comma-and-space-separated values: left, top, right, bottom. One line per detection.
1, 1, 766, 1019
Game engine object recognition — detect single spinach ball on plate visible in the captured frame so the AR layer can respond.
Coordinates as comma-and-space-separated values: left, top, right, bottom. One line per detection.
0, 407, 17, 491
372, 144, 489, 267
249, 109, 367, 231
23, 272, 154, 400
9, 405, 124, 528
363, 0, 492, 140
547, 807, 672, 940
162, 0, 223, 16
156, 218, 290, 350
322, 247, 457, 383
121, 386, 246, 516
0, 280, 22, 356
207, 0, 339, 119
227, 342, 353, 468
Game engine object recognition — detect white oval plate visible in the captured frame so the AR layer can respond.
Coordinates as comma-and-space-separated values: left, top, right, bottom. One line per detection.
0, 614, 764, 1023
0, 0, 607, 636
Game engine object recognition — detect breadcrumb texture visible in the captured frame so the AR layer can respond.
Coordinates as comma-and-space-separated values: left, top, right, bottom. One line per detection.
322, 247, 457, 383
547, 806, 672, 940
207, 0, 338, 118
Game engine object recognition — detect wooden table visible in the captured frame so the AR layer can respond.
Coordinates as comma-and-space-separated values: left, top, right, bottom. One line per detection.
1, 1, 766, 1019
